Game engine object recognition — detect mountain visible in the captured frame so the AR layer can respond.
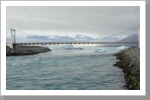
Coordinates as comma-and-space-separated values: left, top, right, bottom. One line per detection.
6, 38, 10, 42
26, 35, 76, 42
26, 35, 49, 40
75, 35, 94, 40
51, 36, 76, 42
118, 34, 138, 43
47, 35, 60, 39
7, 36, 27, 42
100, 36, 120, 41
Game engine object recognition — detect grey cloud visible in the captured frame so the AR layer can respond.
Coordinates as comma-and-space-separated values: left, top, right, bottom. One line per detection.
6, 6, 140, 36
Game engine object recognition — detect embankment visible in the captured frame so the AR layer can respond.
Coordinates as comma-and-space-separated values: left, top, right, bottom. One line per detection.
113, 47, 140, 90
6, 45, 51, 56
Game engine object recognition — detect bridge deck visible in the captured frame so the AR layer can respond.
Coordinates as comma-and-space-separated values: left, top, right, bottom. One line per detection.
13, 42, 138, 45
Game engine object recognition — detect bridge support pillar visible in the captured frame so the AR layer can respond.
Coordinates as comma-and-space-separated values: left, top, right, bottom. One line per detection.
10, 28, 16, 49
138, 25, 140, 48
12, 44, 17, 49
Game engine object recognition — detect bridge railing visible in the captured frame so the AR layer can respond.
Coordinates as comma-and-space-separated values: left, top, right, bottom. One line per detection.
13, 41, 139, 45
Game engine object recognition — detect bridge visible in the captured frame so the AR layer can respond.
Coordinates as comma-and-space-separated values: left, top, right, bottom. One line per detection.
6, 26, 140, 49
14, 41, 138, 45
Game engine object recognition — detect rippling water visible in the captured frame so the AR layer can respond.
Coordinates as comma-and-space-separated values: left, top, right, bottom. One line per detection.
6, 45, 127, 90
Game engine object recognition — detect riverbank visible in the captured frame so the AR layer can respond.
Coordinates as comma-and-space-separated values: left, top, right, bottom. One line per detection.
113, 47, 140, 90
6, 45, 51, 56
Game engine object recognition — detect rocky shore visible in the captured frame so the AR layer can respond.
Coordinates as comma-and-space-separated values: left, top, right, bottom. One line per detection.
113, 47, 140, 90
6, 45, 51, 56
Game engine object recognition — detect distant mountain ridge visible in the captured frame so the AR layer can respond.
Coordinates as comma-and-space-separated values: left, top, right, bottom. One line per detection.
27, 35, 49, 40
118, 34, 138, 43
26, 34, 139, 42
26, 35, 76, 42
8, 34, 139, 43
75, 35, 94, 40
100, 36, 120, 41
52, 36, 76, 41
26, 34, 95, 41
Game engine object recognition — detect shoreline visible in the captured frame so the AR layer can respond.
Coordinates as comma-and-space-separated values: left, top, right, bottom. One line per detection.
113, 47, 140, 90
6, 45, 51, 56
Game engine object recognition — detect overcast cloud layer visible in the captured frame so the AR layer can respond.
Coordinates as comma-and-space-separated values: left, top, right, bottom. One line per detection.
6, 6, 140, 37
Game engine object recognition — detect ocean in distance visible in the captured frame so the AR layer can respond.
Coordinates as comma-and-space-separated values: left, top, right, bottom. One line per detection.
6, 44, 136, 90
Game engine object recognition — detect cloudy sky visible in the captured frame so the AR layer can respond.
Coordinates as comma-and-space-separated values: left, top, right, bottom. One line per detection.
6, 6, 140, 38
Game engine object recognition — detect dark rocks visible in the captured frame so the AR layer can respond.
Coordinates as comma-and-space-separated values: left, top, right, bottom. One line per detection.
113, 47, 140, 90
6, 45, 51, 56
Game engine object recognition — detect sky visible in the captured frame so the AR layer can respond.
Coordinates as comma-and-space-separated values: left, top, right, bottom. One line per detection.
6, 6, 140, 38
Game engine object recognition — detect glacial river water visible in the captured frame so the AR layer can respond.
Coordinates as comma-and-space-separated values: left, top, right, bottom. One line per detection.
6, 44, 128, 90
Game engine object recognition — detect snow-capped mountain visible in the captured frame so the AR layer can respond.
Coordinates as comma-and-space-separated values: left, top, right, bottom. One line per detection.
26, 35, 121, 42
75, 35, 94, 40
26, 35, 95, 41
47, 35, 60, 40
6, 38, 10, 42
118, 34, 138, 43
100, 36, 120, 41
26, 35, 76, 42
51, 36, 76, 42
26, 35, 49, 40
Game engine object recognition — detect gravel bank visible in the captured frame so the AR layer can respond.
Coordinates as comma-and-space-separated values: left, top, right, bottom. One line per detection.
6, 45, 51, 56
113, 47, 140, 90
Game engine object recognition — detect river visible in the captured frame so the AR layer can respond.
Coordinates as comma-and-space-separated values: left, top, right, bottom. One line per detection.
6, 44, 130, 90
